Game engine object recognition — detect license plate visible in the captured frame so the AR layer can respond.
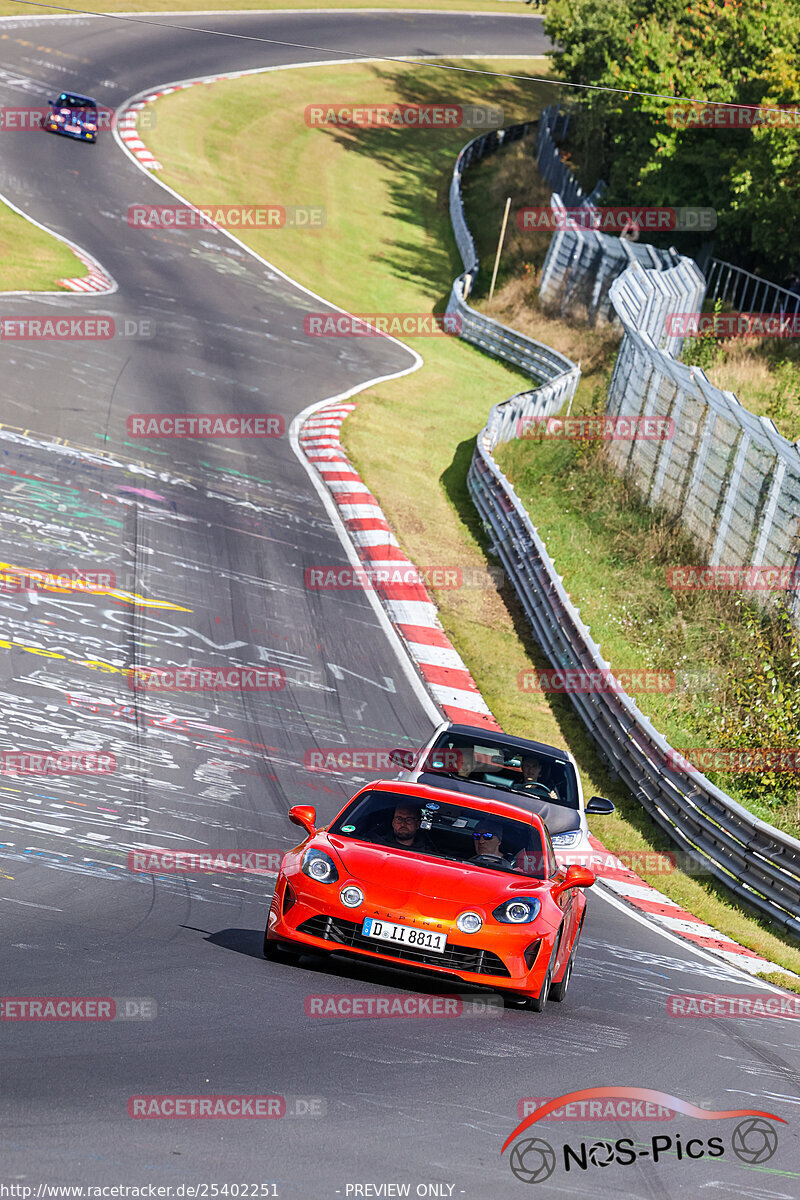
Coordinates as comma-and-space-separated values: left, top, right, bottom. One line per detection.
66, 125, 80, 133
362, 917, 447, 954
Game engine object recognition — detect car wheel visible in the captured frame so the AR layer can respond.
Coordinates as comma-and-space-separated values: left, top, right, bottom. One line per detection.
549, 949, 574, 1003
526, 933, 561, 1012
550, 912, 585, 1003
263, 929, 299, 963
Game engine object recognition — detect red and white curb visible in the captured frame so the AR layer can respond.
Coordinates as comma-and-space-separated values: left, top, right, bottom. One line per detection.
115, 74, 255, 172
57, 244, 114, 293
116, 102, 162, 171
299, 406, 499, 731
298, 401, 794, 981
582, 834, 790, 977
0, 188, 116, 298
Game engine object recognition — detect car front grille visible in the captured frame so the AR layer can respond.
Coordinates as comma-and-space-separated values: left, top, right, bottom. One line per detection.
297, 915, 511, 977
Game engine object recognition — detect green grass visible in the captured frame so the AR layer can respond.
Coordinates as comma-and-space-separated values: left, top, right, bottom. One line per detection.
0, 202, 86, 291
0, 0, 530, 16
494, 435, 800, 836
119, 56, 800, 981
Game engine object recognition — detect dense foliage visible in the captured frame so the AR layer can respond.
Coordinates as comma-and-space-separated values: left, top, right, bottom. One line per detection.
544, 0, 800, 278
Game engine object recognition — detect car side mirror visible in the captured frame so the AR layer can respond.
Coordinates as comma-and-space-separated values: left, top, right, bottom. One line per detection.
389, 747, 416, 769
288, 804, 316, 837
585, 796, 615, 815
553, 864, 595, 899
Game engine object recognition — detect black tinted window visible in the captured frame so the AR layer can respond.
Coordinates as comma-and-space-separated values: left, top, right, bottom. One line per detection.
329, 789, 547, 877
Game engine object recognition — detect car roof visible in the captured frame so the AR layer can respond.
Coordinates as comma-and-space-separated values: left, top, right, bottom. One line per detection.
438, 722, 570, 763
351, 778, 548, 833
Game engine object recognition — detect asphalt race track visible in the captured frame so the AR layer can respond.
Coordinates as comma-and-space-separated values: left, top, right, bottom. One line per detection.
0, 10, 798, 1197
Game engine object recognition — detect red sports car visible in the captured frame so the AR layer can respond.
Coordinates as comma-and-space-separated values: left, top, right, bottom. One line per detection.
264, 781, 595, 1010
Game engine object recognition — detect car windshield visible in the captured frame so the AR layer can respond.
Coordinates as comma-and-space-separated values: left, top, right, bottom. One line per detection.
418, 733, 579, 810
329, 789, 551, 877
56, 95, 96, 110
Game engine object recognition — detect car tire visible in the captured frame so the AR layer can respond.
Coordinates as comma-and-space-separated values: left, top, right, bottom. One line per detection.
526, 931, 562, 1012
263, 929, 299, 963
548, 949, 574, 1003
550, 912, 585, 1003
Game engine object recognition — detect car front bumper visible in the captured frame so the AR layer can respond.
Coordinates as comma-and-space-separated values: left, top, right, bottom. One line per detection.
267, 882, 555, 995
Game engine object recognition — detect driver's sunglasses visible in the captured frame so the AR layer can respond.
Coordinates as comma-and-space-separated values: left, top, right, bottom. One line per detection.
472, 830, 497, 839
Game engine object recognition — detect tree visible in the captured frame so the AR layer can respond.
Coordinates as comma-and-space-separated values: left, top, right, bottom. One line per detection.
544, 0, 800, 277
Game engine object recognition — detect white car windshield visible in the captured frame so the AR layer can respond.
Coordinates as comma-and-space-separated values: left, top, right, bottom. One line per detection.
417, 734, 579, 810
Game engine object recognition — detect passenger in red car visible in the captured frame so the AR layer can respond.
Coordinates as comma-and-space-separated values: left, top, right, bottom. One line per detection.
373, 803, 434, 852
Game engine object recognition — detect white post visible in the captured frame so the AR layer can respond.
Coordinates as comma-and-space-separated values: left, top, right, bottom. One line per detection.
489, 197, 512, 304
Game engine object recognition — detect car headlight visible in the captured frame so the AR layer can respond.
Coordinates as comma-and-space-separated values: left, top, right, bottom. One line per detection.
301, 847, 339, 884
550, 831, 581, 847
340, 885, 363, 908
456, 911, 483, 935
493, 897, 542, 924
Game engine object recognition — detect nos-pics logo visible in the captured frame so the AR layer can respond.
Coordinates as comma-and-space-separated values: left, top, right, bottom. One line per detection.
503, 1088, 785, 1184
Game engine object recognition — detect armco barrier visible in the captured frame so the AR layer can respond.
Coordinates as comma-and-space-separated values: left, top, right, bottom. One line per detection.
536, 106, 678, 324
449, 119, 800, 937
445, 121, 579, 410
467, 412, 800, 937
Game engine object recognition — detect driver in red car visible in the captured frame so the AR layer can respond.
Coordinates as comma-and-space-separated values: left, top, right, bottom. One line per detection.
469, 818, 516, 870
513, 756, 558, 801
471, 818, 545, 876
373, 803, 434, 852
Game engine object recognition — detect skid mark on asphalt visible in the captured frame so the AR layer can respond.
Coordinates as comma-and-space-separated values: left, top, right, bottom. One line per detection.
0, 430, 424, 897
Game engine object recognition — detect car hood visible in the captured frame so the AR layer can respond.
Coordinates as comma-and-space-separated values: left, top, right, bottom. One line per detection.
323, 835, 545, 909
412, 771, 581, 836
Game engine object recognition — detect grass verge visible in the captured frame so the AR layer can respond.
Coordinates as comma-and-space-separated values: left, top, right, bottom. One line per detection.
0, 1, 533, 17
0, 202, 86, 291
140, 56, 800, 982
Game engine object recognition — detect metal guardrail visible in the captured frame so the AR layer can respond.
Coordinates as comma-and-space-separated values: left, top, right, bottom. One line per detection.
447, 117, 800, 937
705, 258, 800, 317
446, 121, 579, 395
467, 410, 800, 937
